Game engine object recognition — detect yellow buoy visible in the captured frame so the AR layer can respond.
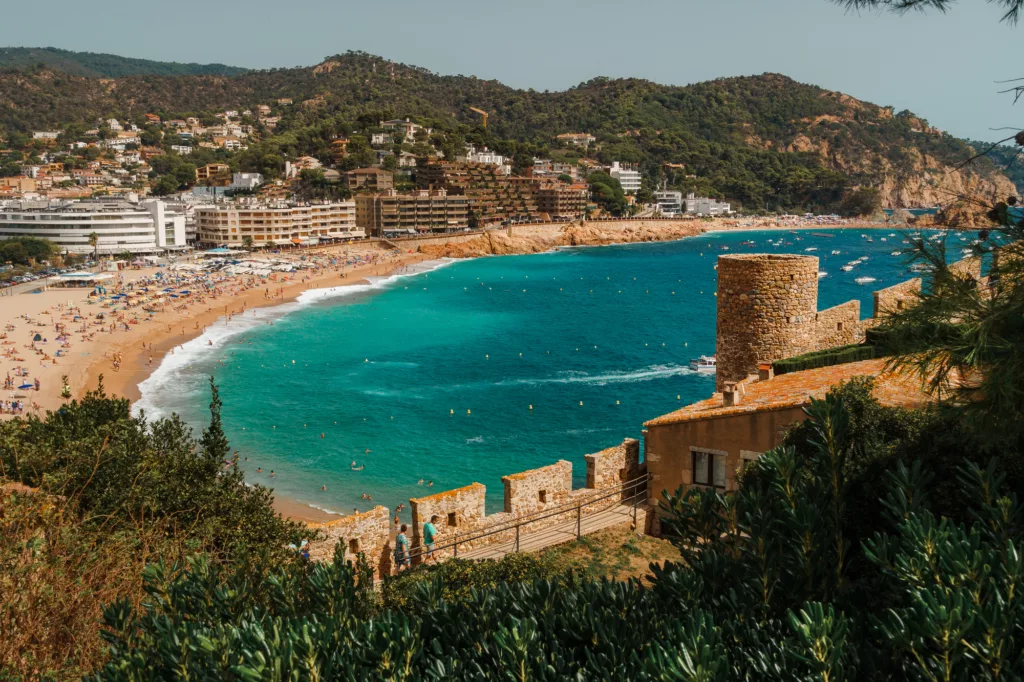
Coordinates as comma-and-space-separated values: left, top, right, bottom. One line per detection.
272, 425, 276, 429
292, 359, 296, 364
529, 405, 533, 410
677, 395, 681, 400
364, 358, 368, 363
467, 409, 471, 415
486, 354, 489, 359
519, 352, 523, 356
450, 409, 454, 415
579, 401, 584, 406
616, 400, 620, 405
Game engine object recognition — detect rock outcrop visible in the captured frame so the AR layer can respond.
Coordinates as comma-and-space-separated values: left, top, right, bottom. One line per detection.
416, 221, 706, 259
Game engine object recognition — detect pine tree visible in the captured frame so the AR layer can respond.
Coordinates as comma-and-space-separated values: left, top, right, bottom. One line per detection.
200, 377, 230, 463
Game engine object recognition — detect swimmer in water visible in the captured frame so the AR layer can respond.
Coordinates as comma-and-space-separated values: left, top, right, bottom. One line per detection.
257, 467, 262, 473
321, 485, 327, 491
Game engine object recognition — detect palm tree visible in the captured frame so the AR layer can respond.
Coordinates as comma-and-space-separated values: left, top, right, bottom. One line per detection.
87, 232, 99, 262
242, 236, 254, 252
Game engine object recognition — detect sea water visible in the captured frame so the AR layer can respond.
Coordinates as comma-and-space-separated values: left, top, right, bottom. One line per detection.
136, 228, 952, 517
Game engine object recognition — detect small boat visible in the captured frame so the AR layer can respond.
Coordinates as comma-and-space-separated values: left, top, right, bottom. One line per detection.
891, 251, 901, 256
818, 271, 828, 278
866, 237, 874, 243
689, 355, 717, 373
841, 265, 854, 272
855, 276, 877, 284
831, 250, 841, 255
805, 247, 818, 252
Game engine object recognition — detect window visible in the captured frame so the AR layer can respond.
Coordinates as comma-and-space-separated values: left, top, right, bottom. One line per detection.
538, 490, 547, 503
348, 538, 360, 554
836, 321, 844, 332
692, 449, 727, 489
447, 512, 457, 528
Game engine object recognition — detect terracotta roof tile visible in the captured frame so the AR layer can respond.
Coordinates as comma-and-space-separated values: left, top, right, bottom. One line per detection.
644, 359, 929, 427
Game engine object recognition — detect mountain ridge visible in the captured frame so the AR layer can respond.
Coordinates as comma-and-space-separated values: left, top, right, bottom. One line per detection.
0, 46, 248, 77
0, 50, 1014, 214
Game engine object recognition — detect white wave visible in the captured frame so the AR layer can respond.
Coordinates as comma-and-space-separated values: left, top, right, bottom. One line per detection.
295, 258, 455, 304
499, 364, 700, 387
135, 259, 455, 418
307, 503, 345, 516
465, 436, 484, 444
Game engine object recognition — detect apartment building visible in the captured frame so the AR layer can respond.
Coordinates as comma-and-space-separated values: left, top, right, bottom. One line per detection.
417, 160, 537, 224
346, 168, 394, 192
354, 189, 470, 236
195, 201, 359, 247
0, 199, 186, 254
609, 161, 641, 194
534, 183, 589, 220
195, 163, 231, 186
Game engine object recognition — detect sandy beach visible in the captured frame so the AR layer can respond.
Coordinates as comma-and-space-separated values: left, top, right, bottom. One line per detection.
1, 218, 933, 523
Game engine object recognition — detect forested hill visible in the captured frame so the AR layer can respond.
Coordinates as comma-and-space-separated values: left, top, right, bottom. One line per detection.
0, 50, 1012, 211
0, 47, 248, 77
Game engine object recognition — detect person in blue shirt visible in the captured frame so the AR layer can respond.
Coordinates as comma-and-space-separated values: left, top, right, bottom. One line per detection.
394, 524, 411, 571
423, 515, 439, 562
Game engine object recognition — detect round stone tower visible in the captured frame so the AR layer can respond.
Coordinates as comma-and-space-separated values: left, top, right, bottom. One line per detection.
715, 254, 820, 391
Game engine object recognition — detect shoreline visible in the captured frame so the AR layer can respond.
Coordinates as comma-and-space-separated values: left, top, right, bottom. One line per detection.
5, 220, 960, 524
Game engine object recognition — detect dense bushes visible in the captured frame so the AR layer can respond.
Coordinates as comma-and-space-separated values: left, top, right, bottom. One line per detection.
77, 387, 1024, 680
0, 380, 305, 679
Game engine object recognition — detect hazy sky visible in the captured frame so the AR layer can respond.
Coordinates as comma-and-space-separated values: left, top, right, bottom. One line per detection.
2, 0, 1020, 141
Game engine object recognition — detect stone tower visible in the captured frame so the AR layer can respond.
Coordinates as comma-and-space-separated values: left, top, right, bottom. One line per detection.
715, 254, 820, 391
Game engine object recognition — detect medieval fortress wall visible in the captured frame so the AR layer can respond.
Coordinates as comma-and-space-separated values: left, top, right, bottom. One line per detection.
716, 252, 982, 388
308, 439, 646, 577
307, 248, 983, 576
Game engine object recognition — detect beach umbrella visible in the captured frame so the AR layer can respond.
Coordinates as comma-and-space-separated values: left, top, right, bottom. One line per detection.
33, 333, 42, 341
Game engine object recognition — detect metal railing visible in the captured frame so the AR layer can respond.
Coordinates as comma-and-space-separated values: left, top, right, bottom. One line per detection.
406, 473, 650, 563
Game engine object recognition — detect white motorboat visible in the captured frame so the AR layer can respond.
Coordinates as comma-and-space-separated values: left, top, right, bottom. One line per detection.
841, 265, 855, 272
818, 271, 828, 278
689, 355, 717, 373
855, 276, 877, 284
831, 250, 841, 255
891, 251, 901, 256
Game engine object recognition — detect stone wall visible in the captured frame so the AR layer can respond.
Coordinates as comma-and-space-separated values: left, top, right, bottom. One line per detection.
813, 300, 863, 348
307, 505, 391, 578
716, 254, 820, 390
585, 439, 642, 489
949, 255, 981, 280
406, 438, 644, 563
872, 278, 922, 318
503, 460, 573, 516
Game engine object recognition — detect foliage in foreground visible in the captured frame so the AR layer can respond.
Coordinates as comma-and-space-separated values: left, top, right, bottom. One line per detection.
0, 380, 304, 680
86, 391, 1024, 681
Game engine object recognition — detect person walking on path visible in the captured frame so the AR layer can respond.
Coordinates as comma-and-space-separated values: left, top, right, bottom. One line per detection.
394, 524, 411, 572
423, 515, 439, 563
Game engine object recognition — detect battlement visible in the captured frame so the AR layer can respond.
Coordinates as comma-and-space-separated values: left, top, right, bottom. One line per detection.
305, 439, 644, 577
716, 251, 984, 388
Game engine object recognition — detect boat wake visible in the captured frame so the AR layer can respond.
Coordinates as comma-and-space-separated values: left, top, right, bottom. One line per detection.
502, 364, 703, 387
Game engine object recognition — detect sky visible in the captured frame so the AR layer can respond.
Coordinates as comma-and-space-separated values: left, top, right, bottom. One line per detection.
1, 0, 1020, 141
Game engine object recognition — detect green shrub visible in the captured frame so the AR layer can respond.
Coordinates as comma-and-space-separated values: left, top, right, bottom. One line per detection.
773, 343, 879, 375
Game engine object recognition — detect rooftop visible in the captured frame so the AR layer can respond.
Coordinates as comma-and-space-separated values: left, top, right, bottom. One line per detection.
644, 358, 929, 427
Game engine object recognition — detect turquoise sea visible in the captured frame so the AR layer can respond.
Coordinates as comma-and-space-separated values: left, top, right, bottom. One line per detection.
136, 228, 963, 519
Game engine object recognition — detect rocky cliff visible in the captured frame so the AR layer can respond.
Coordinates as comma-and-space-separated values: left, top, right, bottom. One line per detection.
416, 221, 706, 259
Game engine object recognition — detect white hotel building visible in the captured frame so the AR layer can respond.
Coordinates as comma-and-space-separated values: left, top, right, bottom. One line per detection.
0, 199, 187, 255
194, 201, 360, 247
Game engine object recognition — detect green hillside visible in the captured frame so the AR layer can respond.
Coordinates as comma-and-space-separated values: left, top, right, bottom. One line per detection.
0, 46, 248, 77
0, 50, 1011, 212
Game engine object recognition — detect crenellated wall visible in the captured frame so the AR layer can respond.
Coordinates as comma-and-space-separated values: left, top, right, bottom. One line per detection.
408, 438, 644, 563
503, 460, 573, 516
813, 300, 864, 348
307, 505, 392, 578
872, 278, 922, 318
